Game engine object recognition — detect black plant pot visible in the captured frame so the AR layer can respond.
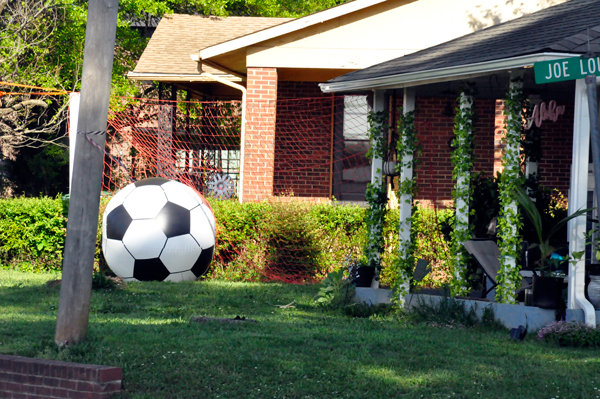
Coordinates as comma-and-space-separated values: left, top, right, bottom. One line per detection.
531, 275, 564, 309
349, 266, 375, 287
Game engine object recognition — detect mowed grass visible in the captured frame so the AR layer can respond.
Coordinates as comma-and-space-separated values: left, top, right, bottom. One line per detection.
1, 270, 600, 399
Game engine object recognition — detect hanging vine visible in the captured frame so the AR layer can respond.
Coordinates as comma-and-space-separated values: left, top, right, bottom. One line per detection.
392, 109, 420, 297
496, 80, 525, 304
450, 92, 475, 296
363, 110, 388, 271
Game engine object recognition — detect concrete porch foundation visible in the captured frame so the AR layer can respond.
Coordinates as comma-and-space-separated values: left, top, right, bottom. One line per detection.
354, 288, 600, 330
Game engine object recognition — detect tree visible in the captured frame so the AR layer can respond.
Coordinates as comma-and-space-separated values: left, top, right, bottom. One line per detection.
466, 0, 564, 32
0, 0, 67, 161
0, 0, 351, 196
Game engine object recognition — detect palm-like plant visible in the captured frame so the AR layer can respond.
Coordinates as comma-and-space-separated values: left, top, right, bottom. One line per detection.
515, 187, 591, 275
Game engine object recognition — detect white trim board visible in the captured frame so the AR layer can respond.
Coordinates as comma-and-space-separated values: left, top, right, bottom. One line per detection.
319, 52, 580, 92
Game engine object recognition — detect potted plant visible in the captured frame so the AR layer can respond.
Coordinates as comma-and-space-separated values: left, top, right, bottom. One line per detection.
515, 187, 591, 308
345, 254, 376, 288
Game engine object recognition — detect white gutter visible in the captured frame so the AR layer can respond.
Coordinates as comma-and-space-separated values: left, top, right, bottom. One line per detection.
199, 0, 388, 60
191, 55, 247, 203
319, 52, 581, 92
127, 71, 243, 82
568, 78, 597, 326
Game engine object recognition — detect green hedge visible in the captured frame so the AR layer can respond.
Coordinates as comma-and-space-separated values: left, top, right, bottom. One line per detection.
207, 199, 367, 283
0, 197, 66, 272
0, 196, 453, 287
207, 199, 453, 287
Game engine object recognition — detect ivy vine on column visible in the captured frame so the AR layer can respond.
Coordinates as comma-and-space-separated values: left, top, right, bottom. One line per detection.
393, 109, 420, 297
364, 111, 388, 271
496, 79, 525, 304
450, 92, 475, 296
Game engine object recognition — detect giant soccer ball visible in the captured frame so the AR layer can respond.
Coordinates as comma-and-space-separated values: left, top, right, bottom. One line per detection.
101, 177, 216, 282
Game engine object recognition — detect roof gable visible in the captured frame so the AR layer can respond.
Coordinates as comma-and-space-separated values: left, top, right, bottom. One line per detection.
198, 0, 393, 61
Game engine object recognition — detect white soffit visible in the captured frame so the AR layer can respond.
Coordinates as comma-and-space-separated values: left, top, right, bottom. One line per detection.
199, 0, 390, 60
319, 52, 580, 92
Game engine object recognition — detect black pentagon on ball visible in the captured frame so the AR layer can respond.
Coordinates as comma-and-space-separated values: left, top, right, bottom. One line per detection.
191, 246, 214, 278
133, 258, 171, 281
156, 202, 190, 238
106, 205, 132, 241
133, 177, 172, 187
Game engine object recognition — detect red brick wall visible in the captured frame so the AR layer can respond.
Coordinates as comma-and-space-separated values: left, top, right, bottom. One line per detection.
0, 354, 122, 399
274, 82, 332, 198
410, 97, 496, 207
243, 67, 278, 202
536, 102, 574, 196
493, 100, 573, 197
242, 83, 575, 204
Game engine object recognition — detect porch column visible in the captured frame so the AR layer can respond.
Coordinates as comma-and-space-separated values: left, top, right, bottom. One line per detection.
452, 91, 474, 293
369, 90, 386, 288
243, 67, 277, 202
398, 87, 415, 297
496, 75, 523, 304
371, 90, 385, 190
567, 78, 596, 326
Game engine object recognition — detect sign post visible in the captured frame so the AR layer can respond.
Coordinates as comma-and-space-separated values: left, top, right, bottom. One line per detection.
534, 56, 600, 84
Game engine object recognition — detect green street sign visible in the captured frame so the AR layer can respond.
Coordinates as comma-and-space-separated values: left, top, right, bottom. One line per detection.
534, 56, 600, 84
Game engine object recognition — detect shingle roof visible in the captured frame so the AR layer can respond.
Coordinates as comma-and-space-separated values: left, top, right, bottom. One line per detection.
133, 14, 293, 75
329, 0, 600, 83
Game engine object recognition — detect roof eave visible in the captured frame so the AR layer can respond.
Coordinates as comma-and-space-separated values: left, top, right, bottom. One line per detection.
127, 72, 244, 83
199, 0, 389, 61
319, 52, 580, 93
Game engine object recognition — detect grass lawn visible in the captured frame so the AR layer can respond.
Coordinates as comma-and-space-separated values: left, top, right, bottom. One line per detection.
1, 269, 600, 398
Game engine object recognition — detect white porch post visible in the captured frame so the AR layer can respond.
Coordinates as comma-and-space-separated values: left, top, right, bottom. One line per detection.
370, 89, 386, 288
453, 92, 473, 292
398, 87, 416, 297
496, 75, 523, 304
371, 90, 385, 190
567, 78, 596, 326
504, 80, 521, 277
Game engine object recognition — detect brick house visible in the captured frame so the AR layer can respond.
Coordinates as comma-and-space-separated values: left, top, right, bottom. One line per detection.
128, 0, 561, 203
321, 0, 600, 324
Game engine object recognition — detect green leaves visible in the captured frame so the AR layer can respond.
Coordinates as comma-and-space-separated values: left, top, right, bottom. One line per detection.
0, 196, 66, 272
315, 269, 354, 309
515, 186, 592, 272
450, 91, 475, 296
496, 80, 525, 303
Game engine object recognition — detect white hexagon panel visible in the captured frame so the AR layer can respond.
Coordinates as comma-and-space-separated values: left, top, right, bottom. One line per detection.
101, 177, 216, 282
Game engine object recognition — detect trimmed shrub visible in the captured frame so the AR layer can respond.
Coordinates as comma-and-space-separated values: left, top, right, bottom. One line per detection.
207, 198, 366, 283
0, 197, 66, 272
208, 198, 452, 286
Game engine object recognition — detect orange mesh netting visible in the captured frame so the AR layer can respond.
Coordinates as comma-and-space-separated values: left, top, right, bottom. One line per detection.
101, 95, 375, 284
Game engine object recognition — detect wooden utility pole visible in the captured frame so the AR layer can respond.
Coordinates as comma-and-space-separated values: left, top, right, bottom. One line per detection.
55, 0, 119, 346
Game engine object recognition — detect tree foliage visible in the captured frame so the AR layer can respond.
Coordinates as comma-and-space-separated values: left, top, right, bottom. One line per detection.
466, 0, 565, 32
